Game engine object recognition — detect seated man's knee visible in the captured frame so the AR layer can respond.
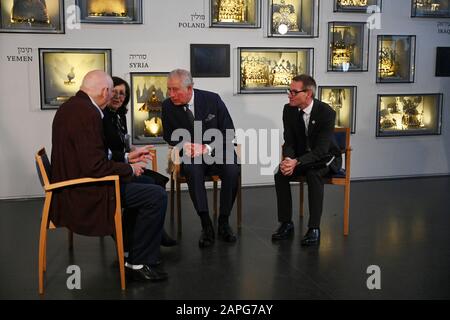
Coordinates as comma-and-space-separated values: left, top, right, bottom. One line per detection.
155, 185, 167, 202
144, 184, 167, 205
305, 169, 321, 181
183, 164, 204, 179
223, 164, 239, 179
274, 167, 287, 181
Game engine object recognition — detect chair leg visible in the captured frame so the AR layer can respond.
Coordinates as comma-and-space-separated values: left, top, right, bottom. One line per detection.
68, 230, 73, 250
344, 183, 350, 236
299, 182, 304, 219
237, 173, 242, 229
176, 180, 182, 234
170, 175, 174, 222
213, 181, 218, 221
39, 192, 52, 295
43, 235, 47, 273
114, 209, 126, 291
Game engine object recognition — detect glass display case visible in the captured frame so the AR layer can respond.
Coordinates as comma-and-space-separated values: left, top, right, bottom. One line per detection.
376, 94, 443, 137
39, 48, 112, 109
327, 21, 369, 72
267, 0, 319, 37
238, 47, 314, 93
376, 35, 416, 83
411, 0, 450, 18
210, 0, 260, 28
318, 86, 357, 133
130, 72, 169, 145
76, 0, 143, 24
334, 0, 382, 13
0, 0, 64, 33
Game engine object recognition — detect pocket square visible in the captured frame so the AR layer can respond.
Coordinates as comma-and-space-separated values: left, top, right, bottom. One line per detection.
205, 114, 216, 122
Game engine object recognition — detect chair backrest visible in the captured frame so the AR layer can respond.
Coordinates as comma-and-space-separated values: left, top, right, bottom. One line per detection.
333, 127, 350, 154
333, 128, 351, 178
35, 148, 51, 188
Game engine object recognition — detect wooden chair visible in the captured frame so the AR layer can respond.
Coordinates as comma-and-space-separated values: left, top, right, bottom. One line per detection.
35, 148, 130, 294
168, 146, 242, 234
294, 127, 352, 235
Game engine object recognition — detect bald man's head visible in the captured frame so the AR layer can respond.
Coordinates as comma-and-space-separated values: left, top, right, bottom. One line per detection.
80, 70, 113, 109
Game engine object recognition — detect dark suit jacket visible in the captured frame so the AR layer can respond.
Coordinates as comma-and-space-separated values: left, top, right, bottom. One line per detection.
282, 99, 342, 173
50, 91, 132, 236
162, 89, 235, 159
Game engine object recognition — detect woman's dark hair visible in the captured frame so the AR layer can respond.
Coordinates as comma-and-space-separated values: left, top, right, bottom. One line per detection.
112, 76, 130, 115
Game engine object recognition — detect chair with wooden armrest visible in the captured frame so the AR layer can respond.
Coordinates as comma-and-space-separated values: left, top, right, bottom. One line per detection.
35, 148, 126, 294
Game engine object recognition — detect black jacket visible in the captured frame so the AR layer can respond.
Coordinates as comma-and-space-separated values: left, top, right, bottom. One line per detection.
282, 99, 342, 173
103, 108, 129, 163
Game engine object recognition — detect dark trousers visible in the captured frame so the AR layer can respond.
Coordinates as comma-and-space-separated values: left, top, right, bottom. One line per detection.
182, 163, 240, 219
120, 181, 167, 265
274, 164, 330, 228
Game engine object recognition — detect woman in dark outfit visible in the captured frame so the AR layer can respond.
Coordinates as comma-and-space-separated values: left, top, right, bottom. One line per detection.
103, 76, 176, 247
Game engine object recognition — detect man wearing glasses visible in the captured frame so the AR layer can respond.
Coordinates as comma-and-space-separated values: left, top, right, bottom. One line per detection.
272, 74, 342, 246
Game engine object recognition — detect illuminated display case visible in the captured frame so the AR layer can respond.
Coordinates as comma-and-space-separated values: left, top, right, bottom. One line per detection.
210, 0, 260, 28
411, 0, 450, 18
0, 0, 64, 33
376, 94, 443, 137
318, 86, 357, 133
76, 0, 143, 24
238, 47, 314, 93
327, 21, 369, 72
376, 35, 416, 83
130, 72, 168, 145
267, 0, 319, 37
334, 0, 382, 13
39, 48, 112, 110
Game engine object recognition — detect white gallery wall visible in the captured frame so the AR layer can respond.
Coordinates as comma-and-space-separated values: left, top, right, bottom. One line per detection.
0, 0, 450, 199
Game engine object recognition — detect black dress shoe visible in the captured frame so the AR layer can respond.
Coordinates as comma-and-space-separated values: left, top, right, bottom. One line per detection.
271, 222, 294, 240
199, 225, 215, 248
150, 259, 162, 266
218, 224, 237, 243
126, 265, 168, 282
161, 230, 177, 247
301, 228, 320, 246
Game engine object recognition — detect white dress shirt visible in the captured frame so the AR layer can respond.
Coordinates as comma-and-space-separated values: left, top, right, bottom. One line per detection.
300, 100, 314, 135
186, 90, 195, 117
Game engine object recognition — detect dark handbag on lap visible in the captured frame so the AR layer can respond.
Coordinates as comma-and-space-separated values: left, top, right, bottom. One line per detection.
143, 169, 170, 188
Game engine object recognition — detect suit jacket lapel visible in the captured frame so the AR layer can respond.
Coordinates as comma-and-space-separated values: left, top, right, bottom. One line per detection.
170, 100, 192, 130
307, 99, 320, 136
193, 89, 207, 121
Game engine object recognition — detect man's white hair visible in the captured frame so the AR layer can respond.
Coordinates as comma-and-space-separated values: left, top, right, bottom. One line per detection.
168, 69, 194, 88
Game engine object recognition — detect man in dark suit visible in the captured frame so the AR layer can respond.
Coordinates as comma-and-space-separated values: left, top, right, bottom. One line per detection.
51, 70, 168, 281
162, 69, 239, 248
273, 74, 342, 246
